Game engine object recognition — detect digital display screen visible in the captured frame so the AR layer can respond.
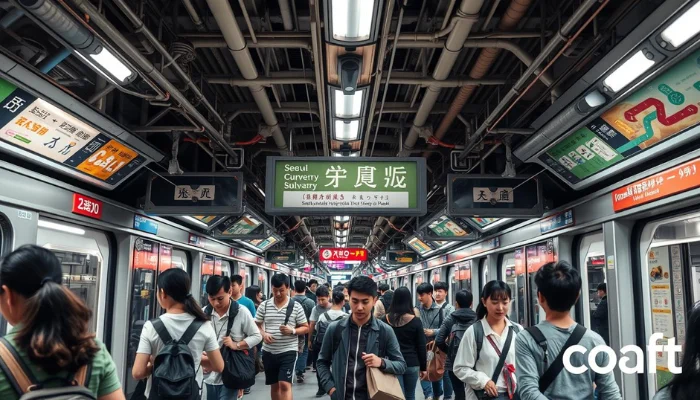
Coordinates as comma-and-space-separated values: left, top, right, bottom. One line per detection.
245, 236, 279, 251
0, 79, 145, 185
193, 215, 218, 224
407, 237, 434, 255
428, 215, 472, 237
469, 217, 501, 229
539, 48, 700, 185
221, 214, 262, 236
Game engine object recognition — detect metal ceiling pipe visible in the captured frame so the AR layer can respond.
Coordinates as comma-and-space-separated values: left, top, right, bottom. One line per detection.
205, 0, 288, 153
383, 76, 507, 87
183, 32, 312, 39
400, 0, 484, 155
71, 0, 240, 160
393, 31, 544, 41
278, 0, 294, 30
182, 0, 205, 31
227, 105, 320, 123
432, 0, 535, 147
189, 37, 312, 50
207, 75, 316, 86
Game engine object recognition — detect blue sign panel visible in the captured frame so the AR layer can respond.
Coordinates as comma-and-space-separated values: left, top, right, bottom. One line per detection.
539, 209, 574, 234
134, 215, 159, 235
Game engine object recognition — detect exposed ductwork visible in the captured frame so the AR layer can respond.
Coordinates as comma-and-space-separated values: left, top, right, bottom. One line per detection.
399, 0, 484, 156
205, 0, 289, 153
431, 0, 535, 150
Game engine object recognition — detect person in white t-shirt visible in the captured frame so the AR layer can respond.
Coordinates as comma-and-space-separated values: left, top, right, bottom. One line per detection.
133, 268, 224, 399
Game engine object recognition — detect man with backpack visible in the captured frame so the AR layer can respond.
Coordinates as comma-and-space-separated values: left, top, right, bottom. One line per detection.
202, 276, 262, 400
255, 274, 309, 400
312, 288, 347, 397
317, 276, 406, 400
373, 283, 394, 320
436, 290, 477, 400
415, 282, 450, 400
292, 280, 316, 383
308, 286, 332, 375
515, 261, 622, 400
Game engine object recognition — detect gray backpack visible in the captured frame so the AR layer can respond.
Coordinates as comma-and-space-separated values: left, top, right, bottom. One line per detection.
0, 337, 95, 399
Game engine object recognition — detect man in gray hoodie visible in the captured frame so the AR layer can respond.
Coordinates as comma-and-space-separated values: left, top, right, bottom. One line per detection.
515, 261, 622, 400
436, 290, 477, 400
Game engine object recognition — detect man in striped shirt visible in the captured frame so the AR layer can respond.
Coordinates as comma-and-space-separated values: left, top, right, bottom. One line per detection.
256, 274, 309, 400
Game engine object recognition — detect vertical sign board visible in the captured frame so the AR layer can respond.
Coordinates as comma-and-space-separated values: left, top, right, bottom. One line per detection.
265, 157, 427, 216
0, 78, 148, 189
447, 174, 543, 218
536, 48, 700, 189
144, 172, 243, 215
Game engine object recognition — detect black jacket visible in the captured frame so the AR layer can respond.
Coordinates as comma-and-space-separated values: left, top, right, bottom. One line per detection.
435, 308, 478, 370
592, 295, 610, 345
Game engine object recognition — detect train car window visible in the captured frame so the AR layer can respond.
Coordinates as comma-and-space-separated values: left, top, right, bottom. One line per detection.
221, 260, 232, 276
245, 265, 253, 288
171, 248, 189, 271
258, 269, 268, 298
413, 273, 424, 306
501, 252, 519, 322
480, 258, 489, 290
577, 233, 606, 336
37, 219, 109, 337
449, 266, 458, 304
431, 268, 441, 284
526, 240, 556, 326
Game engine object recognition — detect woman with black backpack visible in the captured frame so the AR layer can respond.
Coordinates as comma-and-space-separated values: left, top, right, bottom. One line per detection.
385, 287, 428, 400
0, 245, 124, 400
133, 268, 224, 399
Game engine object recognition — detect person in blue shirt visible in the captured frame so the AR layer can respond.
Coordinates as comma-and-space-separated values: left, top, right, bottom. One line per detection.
231, 275, 256, 317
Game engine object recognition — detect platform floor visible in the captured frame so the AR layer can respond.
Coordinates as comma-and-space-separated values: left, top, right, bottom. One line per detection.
245, 368, 434, 400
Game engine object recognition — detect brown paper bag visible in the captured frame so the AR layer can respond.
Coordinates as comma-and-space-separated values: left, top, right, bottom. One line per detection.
366, 366, 405, 400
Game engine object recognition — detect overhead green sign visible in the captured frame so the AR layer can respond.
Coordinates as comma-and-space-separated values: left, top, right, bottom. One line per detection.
265, 157, 427, 216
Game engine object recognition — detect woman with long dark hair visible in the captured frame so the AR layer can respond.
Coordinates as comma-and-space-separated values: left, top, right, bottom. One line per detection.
654, 303, 700, 399
133, 268, 224, 398
0, 245, 124, 399
245, 285, 263, 307
385, 287, 427, 400
453, 281, 522, 400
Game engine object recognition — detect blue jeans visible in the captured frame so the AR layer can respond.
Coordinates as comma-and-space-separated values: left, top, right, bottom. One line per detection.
295, 339, 308, 375
206, 384, 237, 400
397, 366, 420, 400
442, 371, 453, 398
420, 378, 443, 399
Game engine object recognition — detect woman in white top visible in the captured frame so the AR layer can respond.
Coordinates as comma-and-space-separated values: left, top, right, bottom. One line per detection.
453, 281, 522, 400
133, 268, 225, 398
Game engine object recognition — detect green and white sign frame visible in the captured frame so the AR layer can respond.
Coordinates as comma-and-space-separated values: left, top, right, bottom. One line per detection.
265, 157, 428, 216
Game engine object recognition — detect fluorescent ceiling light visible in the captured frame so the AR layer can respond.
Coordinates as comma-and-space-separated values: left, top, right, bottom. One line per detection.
38, 220, 85, 235
89, 47, 133, 83
583, 90, 606, 108
334, 120, 360, 141
603, 50, 655, 92
661, 2, 700, 48
335, 216, 350, 222
331, 0, 374, 42
183, 216, 209, 228
334, 89, 364, 118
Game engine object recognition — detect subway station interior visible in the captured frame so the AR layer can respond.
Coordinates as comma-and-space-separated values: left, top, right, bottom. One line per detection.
1, 0, 700, 399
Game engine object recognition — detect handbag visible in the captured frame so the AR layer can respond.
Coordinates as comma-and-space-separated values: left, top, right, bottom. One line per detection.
473, 327, 514, 399
366, 366, 405, 400
425, 340, 447, 382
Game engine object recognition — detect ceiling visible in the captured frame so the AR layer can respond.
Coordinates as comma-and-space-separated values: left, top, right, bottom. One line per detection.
0, 0, 674, 272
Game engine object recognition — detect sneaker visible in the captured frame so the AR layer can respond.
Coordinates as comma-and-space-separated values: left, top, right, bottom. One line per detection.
316, 389, 326, 398
426, 397, 433, 400
244, 388, 251, 395
297, 374, 305, 383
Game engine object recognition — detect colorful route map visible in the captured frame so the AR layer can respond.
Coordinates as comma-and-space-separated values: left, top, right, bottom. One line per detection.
540, 49, 700, 185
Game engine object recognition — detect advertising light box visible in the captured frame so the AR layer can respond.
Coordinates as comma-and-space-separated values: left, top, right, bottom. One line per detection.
319, 247, 368, 263
265, 157, 427, 216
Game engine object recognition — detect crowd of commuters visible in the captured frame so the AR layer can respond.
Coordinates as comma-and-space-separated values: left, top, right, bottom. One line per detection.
4, 244, 699, 400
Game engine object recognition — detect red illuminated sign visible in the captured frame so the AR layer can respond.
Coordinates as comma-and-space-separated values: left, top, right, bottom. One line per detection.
319, 247, 368, 262
71, 193, 102, 219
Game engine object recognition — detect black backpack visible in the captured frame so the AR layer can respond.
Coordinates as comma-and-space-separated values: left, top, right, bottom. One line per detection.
314, 312, 346, 348
447, 320, 473, 362
151, 318, 204, 400
205, 301, 256, 389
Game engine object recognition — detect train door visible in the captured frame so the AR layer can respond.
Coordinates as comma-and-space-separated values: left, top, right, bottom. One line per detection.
258, 269, 269, 299
391, 277, 398, 290
413, 272, 424, 306
479, 258, 489, 290
221, 260, 232, 277
199, 255, 217, 306
577, 232, 607, 339
449, 266, 458, 304
36, 218, 110, 338
525, 240, 556, 326
501, 252, 522, 323
244, 265, 253, 288
431, 268, 441, 285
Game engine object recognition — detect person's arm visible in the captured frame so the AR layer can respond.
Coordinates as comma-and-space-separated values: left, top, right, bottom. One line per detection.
308, 321, 316, 348
316, 323, 336, 394
514, 333, 549, 400
416, 319, 428, 372
99, 390, 126, 400
96, 342, 125, 400
132, 322, 153, 380
374, 327, 406, 375
435, 315, 452, 352
593, 341, 623, 400
452, 325, 491, 390
202, 323, 225, 373
240, 308, 263, 349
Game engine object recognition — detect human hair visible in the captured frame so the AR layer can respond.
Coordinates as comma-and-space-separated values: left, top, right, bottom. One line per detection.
455, 290, 473, 309
316, 285, 330, 298
245, 285, 261, 304
206, 275, 231, 296
271, 273, 289, 288
434, 281, 448, 292
230, 274, 243, 286
309, 279, 318, 287
476, 280, 511, 319
597, 282, 607, 293
158, 268, 209, 322
378, 283, 390, 292
0, 245, 100, 375
294, 279, 306, 293
347, 276, 377, 297
534, 261, 581, 312
331, 288, 345, 305
387, 287, 414, 326
663, 303, 700, 399
416, 282, 433, 295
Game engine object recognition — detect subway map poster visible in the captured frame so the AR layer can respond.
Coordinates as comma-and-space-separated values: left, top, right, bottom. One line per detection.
539, 49, 700, 185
